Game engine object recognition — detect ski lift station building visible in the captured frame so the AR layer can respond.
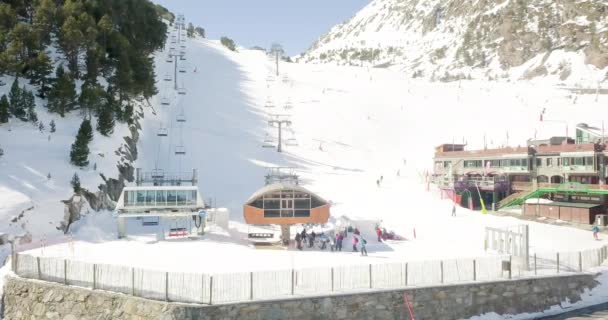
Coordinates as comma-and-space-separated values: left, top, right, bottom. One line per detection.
243, 183, 330, 225
114, 185, 206, 238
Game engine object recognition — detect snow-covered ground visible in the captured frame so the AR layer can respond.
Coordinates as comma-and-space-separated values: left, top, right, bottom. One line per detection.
3, 26, 608, 319
18, 34, 608, 271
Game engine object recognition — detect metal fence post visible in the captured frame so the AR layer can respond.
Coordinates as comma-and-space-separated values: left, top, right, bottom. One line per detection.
202, 275, 205, 304
473, 260, 477, 281
331, 268, 334, 292
508, 256, 512, 280
131, 268, 135, 296
64, 259, 68, 285
556, 253, 560, 274
534, 254, 537, 276
440, 261, 444, 283
209, 276, 213, 305
405, 263, 408, 286
165, 272, 169, 302
36, 256, 41, 280
250, 272, 254, 300
92, 264, 97, 289
579, 252, 583, 272
369, 264, 373, 288
291, 269, 295, 295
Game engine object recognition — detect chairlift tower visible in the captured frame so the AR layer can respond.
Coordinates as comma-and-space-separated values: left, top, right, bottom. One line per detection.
268, 114, 292, 153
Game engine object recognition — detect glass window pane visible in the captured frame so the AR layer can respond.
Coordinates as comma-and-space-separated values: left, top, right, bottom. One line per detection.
294, 210, 310, 217
156, 190, 166, 205
167, 190, 177, 204
137, 190, 146, 205
294, 199, 310, 209
177, 191, 187, 205
146, 190, 155, 205
264, 210, 280, 218
264, 199, 280, 209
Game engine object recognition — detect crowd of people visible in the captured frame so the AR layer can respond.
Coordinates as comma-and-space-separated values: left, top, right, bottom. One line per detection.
293, 226, 369, 256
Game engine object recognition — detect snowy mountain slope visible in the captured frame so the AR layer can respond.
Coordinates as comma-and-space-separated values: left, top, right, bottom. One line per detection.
0, 76, 133, 239
300, 0, 608, 85
16, 35, 608, 282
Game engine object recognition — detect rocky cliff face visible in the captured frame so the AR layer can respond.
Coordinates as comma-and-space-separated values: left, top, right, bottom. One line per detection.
300, 0, 608, 84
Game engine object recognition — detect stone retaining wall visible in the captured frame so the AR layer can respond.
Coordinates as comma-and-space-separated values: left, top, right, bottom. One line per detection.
2, 273, 599, 320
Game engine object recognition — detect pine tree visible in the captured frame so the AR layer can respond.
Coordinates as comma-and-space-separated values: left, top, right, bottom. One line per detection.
79, 82, 104, 116
81, 117, 93, 143
70, 172, 81, 193
69, 119, 91, 167
24, 88, 37, 123
30, 52, 53, 97
8, 78, 21, 114
0, 95, 9, 123
32, 0, 56, 45
47, 65, 77, 117
97, 99, 114, 136
49, 119, 56, 133
59, 16, 84, 77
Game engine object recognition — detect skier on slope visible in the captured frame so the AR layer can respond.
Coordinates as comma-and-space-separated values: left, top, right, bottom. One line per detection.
352, 236, 359, 252
452, 204, 457, 217
295, 233, 302, 250
376, 227, 383, 242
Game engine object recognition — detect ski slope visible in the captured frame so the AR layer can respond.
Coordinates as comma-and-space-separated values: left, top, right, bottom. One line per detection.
14, 33, 607, 275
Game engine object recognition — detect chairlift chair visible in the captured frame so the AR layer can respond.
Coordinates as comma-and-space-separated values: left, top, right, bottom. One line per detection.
285, 138, 298, 147
264, 100, 275, 108
175, 146, 186, 155
180, 44, 186, 49
163, 73, 172, 81
176, 113, 186, 123
157, 127, 168, 137
151, 168, 165, 179
161, 97, 170, 106
178, 86, 187, 95
284, 101, 293, 110
262, 134, 275, 148
179, 66, 187, 73
165, 56, 173, 63
180, 56, 187, 61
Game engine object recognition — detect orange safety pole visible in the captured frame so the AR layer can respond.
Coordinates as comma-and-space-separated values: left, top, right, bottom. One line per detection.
403, 292, 416, 320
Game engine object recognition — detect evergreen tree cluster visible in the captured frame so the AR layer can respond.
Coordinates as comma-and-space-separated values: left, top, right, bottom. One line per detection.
0, 78, 37, 124
0, 0, 167, 123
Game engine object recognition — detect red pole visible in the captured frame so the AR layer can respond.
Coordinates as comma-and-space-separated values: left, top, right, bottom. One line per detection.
403, 292, 416, 320
413, 228, 416, 239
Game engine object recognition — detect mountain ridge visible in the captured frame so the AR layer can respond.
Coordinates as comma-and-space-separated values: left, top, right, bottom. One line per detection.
299, 0, 608, 85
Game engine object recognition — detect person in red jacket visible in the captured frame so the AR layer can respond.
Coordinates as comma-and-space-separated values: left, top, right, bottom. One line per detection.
376, 227, 383, 242
352, 236, 359, 252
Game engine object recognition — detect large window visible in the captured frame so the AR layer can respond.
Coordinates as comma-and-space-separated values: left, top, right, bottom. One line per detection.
124, 189, 197, 207
259, 189, 317, 218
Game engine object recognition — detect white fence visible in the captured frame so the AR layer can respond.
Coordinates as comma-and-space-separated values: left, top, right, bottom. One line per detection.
13, 246, 608, 305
